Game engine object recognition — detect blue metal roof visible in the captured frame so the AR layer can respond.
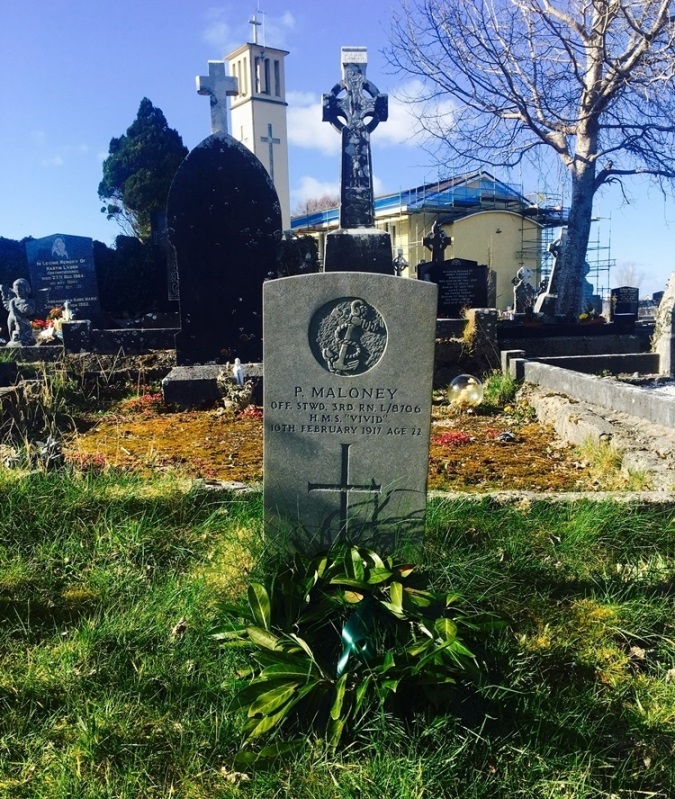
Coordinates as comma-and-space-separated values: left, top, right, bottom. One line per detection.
291, 171, 531, 230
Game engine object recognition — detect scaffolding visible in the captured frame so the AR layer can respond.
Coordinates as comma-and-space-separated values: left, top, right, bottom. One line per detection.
291, 173, 614, 294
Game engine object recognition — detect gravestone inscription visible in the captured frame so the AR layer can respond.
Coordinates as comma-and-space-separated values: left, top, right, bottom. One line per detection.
264, 272, 437, 553
419, 259, 488, 318
610, 286, 639, 323
25, 234, 99, 318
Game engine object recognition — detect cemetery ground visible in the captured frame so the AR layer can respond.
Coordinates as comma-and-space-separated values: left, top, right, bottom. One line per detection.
0, 354, 674, 797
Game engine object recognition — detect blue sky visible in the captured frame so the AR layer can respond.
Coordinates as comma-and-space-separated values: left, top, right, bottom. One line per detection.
1, 0, 673, 296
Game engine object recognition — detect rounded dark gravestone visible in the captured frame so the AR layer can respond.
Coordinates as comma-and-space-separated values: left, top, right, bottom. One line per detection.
167, 134, 282, 365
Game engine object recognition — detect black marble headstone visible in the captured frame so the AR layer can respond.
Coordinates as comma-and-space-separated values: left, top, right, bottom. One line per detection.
418, 259, 489, 318
610, 285, 639, 323
167, 134, 281, 365
25, 233, 100, 318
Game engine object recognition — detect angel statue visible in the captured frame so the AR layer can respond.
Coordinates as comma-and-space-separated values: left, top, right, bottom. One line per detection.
1, 278, 36, 347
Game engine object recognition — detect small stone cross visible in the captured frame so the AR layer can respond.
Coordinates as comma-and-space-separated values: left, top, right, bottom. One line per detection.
308, 443, 381, 536
423, 221, 450, 264
322, 47, 388, 228
260, 123, 281, 181
196, 61, 238, 136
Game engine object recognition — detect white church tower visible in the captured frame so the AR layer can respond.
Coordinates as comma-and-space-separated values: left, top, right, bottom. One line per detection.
226, 21, 291, 230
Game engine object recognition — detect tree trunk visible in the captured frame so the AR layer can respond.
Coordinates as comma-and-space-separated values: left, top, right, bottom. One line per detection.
556, 155, 597, 317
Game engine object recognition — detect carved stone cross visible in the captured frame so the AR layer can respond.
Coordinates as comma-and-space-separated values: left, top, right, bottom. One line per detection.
196, 60, 238, 136
322, 47, 388, 229
423, 221, 450, 264
308, 443, 381, 536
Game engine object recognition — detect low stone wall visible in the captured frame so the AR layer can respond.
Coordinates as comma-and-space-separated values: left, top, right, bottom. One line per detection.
518, 361, 675, 428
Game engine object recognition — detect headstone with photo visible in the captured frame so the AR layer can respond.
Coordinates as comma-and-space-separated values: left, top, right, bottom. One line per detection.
418, 258, 489, 318
322, 47, 392, 274
610, 286, 639, 325
263, 272, 437, 553
25, 234, 100, 319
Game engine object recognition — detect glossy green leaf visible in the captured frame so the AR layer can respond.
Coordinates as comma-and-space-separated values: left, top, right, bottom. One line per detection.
248, 681, 300, 717
247, 626, 280, 651
434, 617, 458, 641
390, 580, 403, 611
346, 547, 366, 581
366, 567, 393, 584
248, 583, 271, 631
244, 700, 296, 739
328, 575, 371, 590
287, 633, 316, 660
330, 673, 348, 720
379, 600, 406, 619
260, 662, 318, 681
353, 674, 372, 714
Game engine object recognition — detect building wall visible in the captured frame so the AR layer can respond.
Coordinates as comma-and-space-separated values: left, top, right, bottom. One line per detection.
374, 210, 540, 310
227, 44, 291, 230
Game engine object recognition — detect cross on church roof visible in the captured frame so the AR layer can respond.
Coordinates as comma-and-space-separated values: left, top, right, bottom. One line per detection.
196, 60, 238, 135
249, 11, 263, 44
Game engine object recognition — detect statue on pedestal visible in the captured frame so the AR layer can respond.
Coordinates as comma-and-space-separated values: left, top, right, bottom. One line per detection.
1, 278, 36, 347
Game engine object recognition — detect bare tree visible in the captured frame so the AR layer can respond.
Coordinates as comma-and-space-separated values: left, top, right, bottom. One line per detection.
386, 0, 675, 312
614, 260, 645, 286
292, 194, 340, 218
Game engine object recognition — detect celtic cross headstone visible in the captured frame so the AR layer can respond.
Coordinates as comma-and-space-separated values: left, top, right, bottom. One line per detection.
423, 221, 451, 265
321, 48, 394, 274
322, 47, 388, 229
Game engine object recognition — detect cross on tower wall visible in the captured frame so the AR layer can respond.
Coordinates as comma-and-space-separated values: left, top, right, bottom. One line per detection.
226, 41, 291, 229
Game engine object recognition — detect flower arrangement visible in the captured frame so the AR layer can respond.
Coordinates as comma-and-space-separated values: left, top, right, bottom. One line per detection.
578, 306, 606, 324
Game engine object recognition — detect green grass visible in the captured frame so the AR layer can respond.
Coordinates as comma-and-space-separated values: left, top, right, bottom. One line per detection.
1, 470, 674, 797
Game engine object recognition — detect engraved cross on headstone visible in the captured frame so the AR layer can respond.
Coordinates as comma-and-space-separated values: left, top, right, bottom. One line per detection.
308, 443, 381, 536
260, 123, 280, 181
196, 60, 238, 136
322, 47, 388, 229
423, 221, 450, 264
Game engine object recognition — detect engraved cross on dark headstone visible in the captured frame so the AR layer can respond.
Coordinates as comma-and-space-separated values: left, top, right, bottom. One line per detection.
308, 443, 381, 536
423, 221, 450, 264
196, 60, 238, 136
260, 123, 281, 181
322, 47, 388, 229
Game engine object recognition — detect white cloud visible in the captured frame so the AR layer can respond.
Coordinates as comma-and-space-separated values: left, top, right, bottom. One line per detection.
291, 175, 340, 207
202, 7, 240, 53
31, 130, 46, 145
387, 80, 456, 145
286, 80, 447, 156
287, 91, 339, 156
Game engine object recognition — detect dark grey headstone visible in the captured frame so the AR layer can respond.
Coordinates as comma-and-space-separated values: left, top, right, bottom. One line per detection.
25, 234, 100, 318
419, 259, 489, 318
610, 286, 639, 322
263, 272, 437, 553
167, 133, 281, 365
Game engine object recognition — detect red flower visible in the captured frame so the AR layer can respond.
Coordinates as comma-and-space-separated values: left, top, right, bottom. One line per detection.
433, 431, 471, 446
